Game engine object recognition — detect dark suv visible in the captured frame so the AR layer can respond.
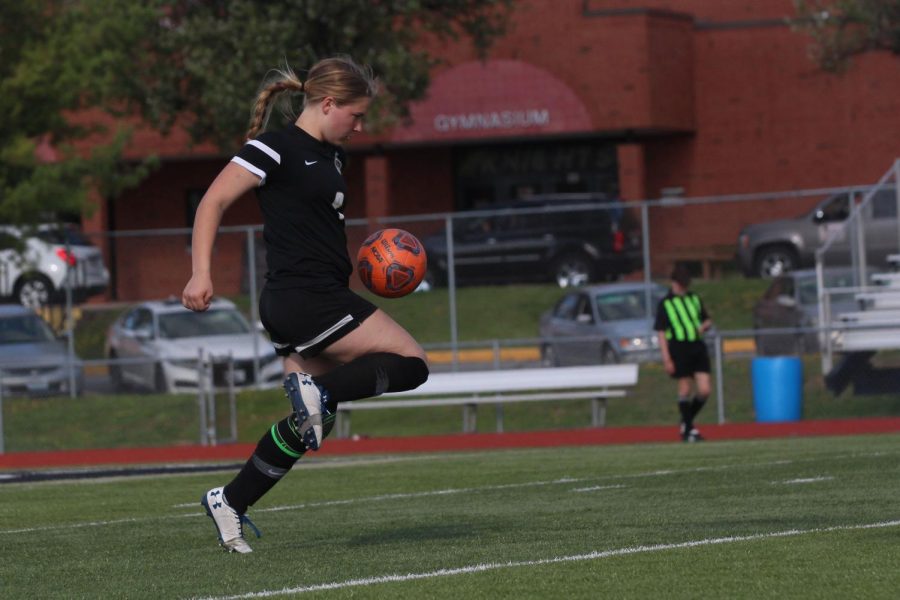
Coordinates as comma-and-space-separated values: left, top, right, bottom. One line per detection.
422, 197, 641, 287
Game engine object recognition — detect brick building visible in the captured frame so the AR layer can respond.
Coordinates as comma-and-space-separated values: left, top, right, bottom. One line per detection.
85, 0, 900, 300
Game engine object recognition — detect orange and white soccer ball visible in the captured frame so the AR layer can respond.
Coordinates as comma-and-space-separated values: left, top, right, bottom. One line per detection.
356, 228, 427, 298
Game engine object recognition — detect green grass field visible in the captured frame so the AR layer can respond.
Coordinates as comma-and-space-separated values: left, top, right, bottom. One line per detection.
2, 434, 899, 598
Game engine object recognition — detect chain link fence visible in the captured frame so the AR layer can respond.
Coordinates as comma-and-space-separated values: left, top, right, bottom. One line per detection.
2, 170, 899, 453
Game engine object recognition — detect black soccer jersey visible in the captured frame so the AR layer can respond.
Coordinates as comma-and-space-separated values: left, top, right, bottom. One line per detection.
233, 125, 351, 290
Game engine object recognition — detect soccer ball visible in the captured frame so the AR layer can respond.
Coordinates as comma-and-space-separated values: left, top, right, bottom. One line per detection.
356, 228, 427, 298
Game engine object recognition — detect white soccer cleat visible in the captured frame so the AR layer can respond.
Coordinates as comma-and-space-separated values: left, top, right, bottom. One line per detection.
201, 487, 260, 554
283, 372, 329, 451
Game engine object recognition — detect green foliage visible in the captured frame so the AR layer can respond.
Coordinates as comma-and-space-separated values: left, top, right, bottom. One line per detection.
0, 0, 512, 226
0, 1, 159, 227
137, 0, 514, 148
793, 0, 900, 71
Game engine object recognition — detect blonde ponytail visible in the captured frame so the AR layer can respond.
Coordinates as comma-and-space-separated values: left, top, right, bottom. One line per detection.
245, 57, 376, 140
245, 70, 304, 140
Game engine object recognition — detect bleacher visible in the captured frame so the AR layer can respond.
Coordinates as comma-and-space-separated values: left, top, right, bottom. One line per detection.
826, 254, 900, 394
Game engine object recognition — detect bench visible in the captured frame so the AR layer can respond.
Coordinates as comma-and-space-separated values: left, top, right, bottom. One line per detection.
856, 290, 900, 310
838, 309, 900, 324
834, 309, 900, 351
872, 272, 900, 287
334, 364, 639, 438
887, 254, 900, 269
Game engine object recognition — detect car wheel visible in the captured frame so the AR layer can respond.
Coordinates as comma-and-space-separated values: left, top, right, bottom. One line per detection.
14, 274, 54, 308
599, 343, 619, 365
540, 344, 560, 367
552, 253, 593, 288
108, 352, 125, 391
154, 364, 169, 394
754, 245, 798, 278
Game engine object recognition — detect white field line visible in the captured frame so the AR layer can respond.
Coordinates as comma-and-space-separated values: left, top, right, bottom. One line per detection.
777, 476, 836, 485
571, 484, 627, 493
193, 520, 900, 600
0, 452, 891, 536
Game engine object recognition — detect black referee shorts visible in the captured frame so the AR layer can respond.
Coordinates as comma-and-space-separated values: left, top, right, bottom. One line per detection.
259, 285, 378, 359
668, 341, 711, 379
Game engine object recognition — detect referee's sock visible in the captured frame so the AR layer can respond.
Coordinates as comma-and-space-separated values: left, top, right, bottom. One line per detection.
314, 352, 429, 411
677, 396, 693, 436
223, 412, 336, 514
690, 395, 708, 421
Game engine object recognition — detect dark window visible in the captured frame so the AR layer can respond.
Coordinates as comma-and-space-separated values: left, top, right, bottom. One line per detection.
553, 294, 580, 320
872, 189, 898, 219
36, 227, 93, 247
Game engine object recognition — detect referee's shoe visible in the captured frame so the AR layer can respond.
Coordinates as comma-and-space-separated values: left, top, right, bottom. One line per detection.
284, 372, 330, 451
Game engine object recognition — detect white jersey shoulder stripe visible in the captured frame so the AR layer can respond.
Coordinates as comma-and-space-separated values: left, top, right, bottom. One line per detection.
246, 139, 281, 164
230, 156, 267, 186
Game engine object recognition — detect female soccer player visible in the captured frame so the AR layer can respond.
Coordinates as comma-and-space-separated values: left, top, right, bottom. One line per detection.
182, 56, 429, 553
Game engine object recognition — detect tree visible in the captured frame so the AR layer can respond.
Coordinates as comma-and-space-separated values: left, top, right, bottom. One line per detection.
793, 0, 900, 71
0, 0, 513, 226
138, 0, 514, 149
0, 2, 158, 227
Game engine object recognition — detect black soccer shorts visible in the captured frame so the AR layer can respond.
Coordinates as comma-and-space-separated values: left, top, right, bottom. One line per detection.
259, 286, 377, 359
668, 341, 711, 379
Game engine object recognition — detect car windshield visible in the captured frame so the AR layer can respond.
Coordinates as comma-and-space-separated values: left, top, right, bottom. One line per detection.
594, 289, 662, 321
157, 309, 250, 339
0, 314, 57, 344
797, 273, 856, 306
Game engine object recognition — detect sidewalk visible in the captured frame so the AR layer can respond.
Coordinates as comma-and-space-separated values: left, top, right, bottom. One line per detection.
3, 416, 898, 470
426, 338, 755, 364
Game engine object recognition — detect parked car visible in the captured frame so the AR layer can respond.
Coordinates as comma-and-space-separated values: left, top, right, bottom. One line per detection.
752, 267, 861, 356
422, 197, 641, 288
0, 223, 110, 307
736, 188, 898, 278
539, 282, 668, 366
0, 304, 83, 396
105, 297, 283, 393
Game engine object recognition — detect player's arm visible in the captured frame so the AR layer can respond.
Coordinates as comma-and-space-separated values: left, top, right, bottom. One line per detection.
658, 330, 675, 374
182, 162, 260, 311
698, 298, 713, 334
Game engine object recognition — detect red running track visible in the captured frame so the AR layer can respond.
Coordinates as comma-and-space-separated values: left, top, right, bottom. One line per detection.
3, 417, 900, 470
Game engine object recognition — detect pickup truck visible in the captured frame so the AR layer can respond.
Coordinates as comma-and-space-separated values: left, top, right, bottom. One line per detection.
736, 188, 898, 278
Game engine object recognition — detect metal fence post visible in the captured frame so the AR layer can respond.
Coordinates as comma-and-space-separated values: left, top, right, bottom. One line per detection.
227, 352, 238, 443
714, 331, 725, 424
640, 202, 653, 320
0, 377, 5, 454
445, 215, 459, 371
492, 339, 504, 433
197, 349, 209, 446
246, 229, 261, 388
206, 355, 218, 446
65, 238, 77, 399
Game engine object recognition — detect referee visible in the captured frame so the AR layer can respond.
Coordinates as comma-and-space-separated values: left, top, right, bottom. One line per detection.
654, 264, 713, 442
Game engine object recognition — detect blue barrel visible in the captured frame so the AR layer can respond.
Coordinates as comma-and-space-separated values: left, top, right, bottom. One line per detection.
751, 357, 803, 422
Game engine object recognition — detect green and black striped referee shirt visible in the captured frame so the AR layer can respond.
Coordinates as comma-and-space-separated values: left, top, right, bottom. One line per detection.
653, 290, 709, 343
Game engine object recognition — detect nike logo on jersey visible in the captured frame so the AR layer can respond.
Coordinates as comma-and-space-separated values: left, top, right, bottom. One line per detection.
305, 160, 317, 166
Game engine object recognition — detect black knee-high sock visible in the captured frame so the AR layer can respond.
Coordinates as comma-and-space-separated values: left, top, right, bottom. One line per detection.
690, 395, 708, 421
678, 396, 693, 432
314, 353, 428, 412
223, 412, 336, 514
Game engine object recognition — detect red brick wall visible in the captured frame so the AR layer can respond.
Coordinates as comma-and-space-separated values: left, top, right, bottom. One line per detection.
96, 0, 900, 293
110, 159, 261, 300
